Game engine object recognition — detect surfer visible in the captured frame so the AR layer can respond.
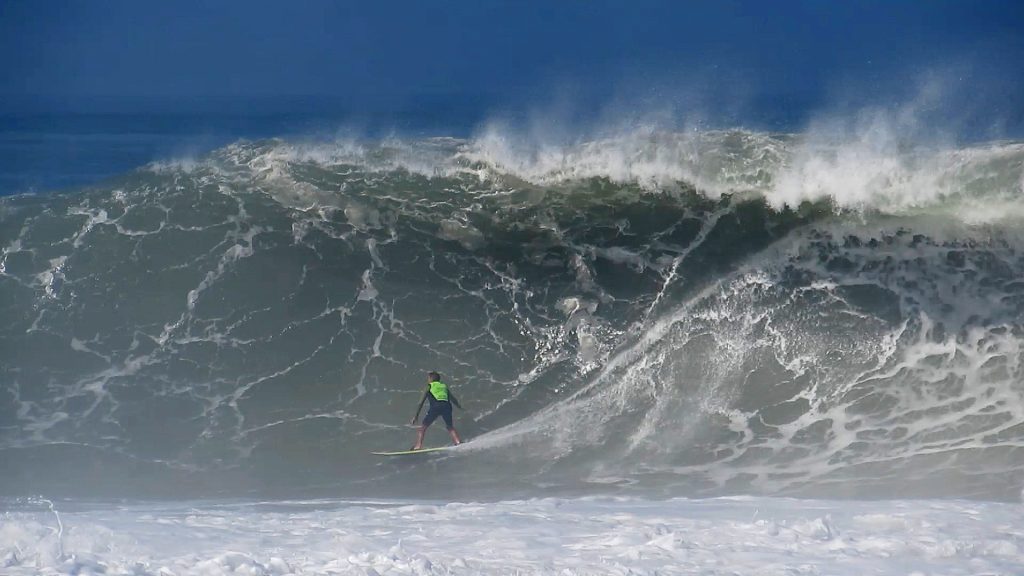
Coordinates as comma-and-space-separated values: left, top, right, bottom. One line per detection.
411, 371, 463, 450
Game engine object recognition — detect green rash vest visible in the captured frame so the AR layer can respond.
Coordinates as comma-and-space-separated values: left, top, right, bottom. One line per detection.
429, 380, 449, 402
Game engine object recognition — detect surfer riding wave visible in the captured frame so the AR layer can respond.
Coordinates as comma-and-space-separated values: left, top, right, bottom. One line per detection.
411, 371, 464, 450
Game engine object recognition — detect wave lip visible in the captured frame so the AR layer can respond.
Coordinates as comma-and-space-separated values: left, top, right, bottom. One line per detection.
186, 125, 1024, 224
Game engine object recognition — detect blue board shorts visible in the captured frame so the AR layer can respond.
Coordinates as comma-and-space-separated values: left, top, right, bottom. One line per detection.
422, 401, 454, 430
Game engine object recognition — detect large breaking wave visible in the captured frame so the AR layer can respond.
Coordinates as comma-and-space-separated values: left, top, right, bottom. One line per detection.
2, 124, 1023, 501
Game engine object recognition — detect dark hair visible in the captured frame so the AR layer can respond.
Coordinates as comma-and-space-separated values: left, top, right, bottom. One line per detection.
427, 371, 441, 382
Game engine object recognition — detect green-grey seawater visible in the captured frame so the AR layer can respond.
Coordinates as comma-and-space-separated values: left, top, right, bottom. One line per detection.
2, 132, 1023, 501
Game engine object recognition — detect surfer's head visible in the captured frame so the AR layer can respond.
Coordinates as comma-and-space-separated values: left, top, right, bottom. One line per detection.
427, 371, 441, 382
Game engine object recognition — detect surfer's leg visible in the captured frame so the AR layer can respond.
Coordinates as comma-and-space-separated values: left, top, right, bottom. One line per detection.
414, 410, 439, 450
412, 425, 427, 450
441, 405, 461, 445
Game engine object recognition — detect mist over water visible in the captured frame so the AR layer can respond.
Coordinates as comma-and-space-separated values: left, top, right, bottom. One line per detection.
2, 112, 1023, 502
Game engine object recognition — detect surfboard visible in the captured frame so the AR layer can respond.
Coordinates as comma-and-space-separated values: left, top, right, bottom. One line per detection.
371, 446, 457, 456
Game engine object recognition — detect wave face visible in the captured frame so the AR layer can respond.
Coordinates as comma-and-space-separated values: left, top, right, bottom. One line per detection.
2, 130, 1024, 501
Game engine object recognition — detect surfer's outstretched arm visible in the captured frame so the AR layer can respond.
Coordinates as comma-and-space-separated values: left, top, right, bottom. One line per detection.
411, 387, 429, 424
448, 390, 463, 410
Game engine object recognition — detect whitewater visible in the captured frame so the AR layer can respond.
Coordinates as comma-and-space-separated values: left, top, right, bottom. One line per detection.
2, 116, 1024, 574
3, 496, 1022, 575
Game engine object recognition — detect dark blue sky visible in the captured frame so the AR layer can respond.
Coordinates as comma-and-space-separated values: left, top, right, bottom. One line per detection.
2, 1, 1023, 126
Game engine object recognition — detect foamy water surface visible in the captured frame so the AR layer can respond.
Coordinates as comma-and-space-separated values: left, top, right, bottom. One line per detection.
3, 496, 1023, 575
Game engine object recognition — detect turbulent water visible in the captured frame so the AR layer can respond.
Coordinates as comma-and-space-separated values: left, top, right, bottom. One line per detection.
2, 125, 1024, 502
5, 496, 1024, 575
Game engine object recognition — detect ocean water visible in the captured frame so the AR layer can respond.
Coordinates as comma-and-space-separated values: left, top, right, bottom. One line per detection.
2, 105, 1024, 573
3, 496, 1023, 575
